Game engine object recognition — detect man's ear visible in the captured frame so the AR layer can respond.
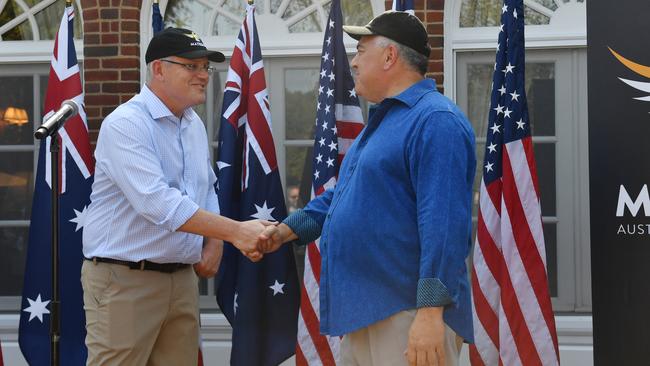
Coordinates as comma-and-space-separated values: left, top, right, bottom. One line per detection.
151, 60, 164, 80
383, 44, 399, 70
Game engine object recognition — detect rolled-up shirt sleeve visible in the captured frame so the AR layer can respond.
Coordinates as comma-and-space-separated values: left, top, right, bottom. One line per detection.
99, 117, 199, 232
409, 112, 475, 308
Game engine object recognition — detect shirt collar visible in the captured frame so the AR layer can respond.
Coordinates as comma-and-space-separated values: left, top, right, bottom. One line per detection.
388, 78, 437, 108
140, 84, 195, 123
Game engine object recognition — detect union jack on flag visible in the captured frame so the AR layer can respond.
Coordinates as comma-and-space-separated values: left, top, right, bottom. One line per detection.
215, 4, 300, 365
295, 0, 364, 364
19, 5, 94, 365
469, 0, 559, 365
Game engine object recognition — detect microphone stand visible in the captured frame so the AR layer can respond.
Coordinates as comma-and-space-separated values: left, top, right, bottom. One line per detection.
35, 115, 73, 366
49, 131, 61, 366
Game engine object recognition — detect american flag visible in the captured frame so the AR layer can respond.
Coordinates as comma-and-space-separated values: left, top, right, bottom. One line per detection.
295, 0, 364, 364
19, 5, 93, 365
215, 4, 300, 365
469, 0, 559, 365
391, 0, 414, 14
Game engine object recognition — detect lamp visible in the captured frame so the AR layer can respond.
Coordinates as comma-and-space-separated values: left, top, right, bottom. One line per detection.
4, 106, 29, 125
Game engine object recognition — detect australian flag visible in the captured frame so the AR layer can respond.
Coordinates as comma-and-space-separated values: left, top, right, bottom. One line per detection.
215, 3, 300, 366
18, 5, 94, 365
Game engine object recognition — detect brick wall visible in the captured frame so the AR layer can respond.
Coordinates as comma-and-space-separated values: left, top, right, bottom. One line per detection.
81, 0, 143, 144
384, 0, 445, 93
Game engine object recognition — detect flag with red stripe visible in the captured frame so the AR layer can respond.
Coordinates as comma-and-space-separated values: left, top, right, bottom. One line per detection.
469, 1, 559, 365
18, 5, 94, 365
215, 4, 300, 365
295, 0, 364, 364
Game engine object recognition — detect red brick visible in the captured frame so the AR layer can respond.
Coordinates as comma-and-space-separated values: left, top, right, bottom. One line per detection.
123, 0, 140, 7
121, 45, 139, 56
84, 34, 99, 45
102, 82, 140, 93
83, 59, 100, 69
427, 60, 443, 73
86, 94, 120, 105
426, 0, 444, 10
427, 23, 443, 36
85, 82, 100, 93
426, 10, 443, 23
101, 34, 119, 44
84, 21, 99, 33
89, 132, 99, 146
102, 106, 117, 116
100, 8, 118, 19
84, 8, 99, 21
120, 94, 135, 103
87, 117, 103, 131
121, 70, 140, 81
80, 0, 97, 9
122, 8, 139, 20
85, 107, 101, 118
122, 21, 139, 32
429, 48, 443, 60
98, 0, 110, 6
85, 70, 119, 81
102, 57, 139, 68
415, 11, 425, 20
101, 22, 110, 32
111, 21, 119, 32
428, 35, 443, 47
121, 33, 139, 44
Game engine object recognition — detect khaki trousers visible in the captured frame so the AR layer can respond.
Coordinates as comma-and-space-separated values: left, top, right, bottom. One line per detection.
340, 310, 463, 366
81, 260, 199, 366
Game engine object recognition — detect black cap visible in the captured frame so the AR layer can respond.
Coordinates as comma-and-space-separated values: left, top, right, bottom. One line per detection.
343, 11, 431, 58
145, 27, 225, 64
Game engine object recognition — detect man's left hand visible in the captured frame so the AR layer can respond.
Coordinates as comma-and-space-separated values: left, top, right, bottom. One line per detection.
194, 238, 223, 278
406, 306, 446, 366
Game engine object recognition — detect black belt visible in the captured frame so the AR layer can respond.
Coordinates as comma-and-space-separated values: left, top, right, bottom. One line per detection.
86, 257, 190, 273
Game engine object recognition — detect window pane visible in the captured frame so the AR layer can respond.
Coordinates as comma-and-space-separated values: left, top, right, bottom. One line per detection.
212, 14, 240, 36
544, 223, 557, 297
285, 145, 312, 209
534, 143, 556, 217
164, 0, 211, 34
283, 0, 312, 19
34, 1, 83, 40
527, 63, 555, 136
3, 18, 32, 40
465, 62, 555, 138
460, 0, 552, 27
0, 227, 28, 295
288, 11, 321, 33
0, 76, 34, 145
0, 152, 34, 220
285, 69, 319, 139
341, 0, 374, 26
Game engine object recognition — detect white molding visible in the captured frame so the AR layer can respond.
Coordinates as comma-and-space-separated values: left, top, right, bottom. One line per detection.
0, 40, 84, 63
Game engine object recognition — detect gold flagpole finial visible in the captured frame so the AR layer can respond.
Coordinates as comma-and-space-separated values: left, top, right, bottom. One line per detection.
65, 0, 72, 6
248, 0, 254, 5
154, 0, 159, 3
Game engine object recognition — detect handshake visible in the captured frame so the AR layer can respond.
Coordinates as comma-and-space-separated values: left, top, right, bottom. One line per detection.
231, 220, 297, 262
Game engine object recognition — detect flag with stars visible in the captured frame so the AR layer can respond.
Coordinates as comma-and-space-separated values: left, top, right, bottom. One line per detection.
469, 1, 559, 365
215, 4, 299, 365
18, 5, 94, 365
295, 0, 364, 364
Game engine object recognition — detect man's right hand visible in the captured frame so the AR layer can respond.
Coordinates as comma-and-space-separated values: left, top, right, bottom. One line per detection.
231, 219, 274, 256
258, 223, 296, 253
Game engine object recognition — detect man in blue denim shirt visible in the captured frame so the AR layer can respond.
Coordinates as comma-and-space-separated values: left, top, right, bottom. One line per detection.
259, 12, 476, 366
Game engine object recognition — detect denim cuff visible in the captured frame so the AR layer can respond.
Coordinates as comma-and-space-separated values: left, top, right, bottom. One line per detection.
416, 278, 453, 308
282, 209, 322, 246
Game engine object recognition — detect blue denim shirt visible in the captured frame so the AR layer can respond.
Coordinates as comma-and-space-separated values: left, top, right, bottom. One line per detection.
284, 79, 476, 341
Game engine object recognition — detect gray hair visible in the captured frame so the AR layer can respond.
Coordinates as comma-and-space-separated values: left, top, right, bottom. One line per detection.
376, 36, 428, 75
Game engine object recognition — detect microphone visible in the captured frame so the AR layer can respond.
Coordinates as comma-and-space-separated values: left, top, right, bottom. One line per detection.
34, 99, 80, 140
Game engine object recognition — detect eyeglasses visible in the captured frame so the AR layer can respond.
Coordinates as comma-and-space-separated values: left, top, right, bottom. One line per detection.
160, 59, 216, 75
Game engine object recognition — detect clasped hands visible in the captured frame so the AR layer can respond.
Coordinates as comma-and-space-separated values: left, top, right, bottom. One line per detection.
230, 220, 292, 262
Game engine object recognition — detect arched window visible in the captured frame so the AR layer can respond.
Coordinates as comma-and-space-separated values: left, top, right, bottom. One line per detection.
445, 0, 591, 314
0, 0, 83, 311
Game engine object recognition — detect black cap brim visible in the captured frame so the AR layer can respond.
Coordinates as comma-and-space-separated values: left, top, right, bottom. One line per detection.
176, 49, 226, 63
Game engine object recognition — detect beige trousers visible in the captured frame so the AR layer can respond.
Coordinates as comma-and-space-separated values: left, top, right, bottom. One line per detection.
340, 310, 463, 366
81, 260, 199, 366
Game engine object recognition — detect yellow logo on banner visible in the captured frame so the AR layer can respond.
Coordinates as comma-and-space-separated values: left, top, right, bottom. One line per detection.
609, 47, 650, 102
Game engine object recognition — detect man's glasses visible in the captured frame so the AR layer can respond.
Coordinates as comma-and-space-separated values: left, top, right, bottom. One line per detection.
160, 59, 216, 75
